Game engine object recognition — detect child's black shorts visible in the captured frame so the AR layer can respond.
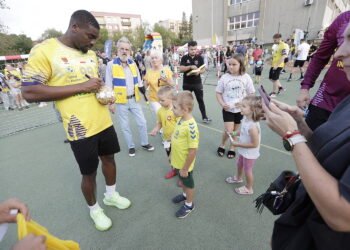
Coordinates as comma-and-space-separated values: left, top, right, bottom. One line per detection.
222, 109, 243, 123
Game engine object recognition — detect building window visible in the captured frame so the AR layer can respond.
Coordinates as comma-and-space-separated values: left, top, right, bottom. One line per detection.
230, 0, 251, 5
229, 11, 259, 30
121, 18, 131, 26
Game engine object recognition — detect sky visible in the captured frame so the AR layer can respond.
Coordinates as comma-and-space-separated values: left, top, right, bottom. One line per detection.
0, 0, 192, 40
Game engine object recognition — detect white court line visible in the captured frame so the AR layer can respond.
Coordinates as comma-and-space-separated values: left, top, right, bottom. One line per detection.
141, 104, 290, 156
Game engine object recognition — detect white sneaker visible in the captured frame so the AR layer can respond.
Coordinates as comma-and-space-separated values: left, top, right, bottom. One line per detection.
90, 208, 112, 231
103, 192, 131, 210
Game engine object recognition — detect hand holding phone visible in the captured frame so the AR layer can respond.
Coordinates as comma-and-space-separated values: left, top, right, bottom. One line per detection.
257, 85, 271, 107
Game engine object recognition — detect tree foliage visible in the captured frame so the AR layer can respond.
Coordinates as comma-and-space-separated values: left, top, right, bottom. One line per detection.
40, 28, 63, 41
0, 33, 33, 55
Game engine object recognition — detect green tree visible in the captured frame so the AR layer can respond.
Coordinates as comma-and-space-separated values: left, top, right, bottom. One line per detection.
188, 14, 193, 40
0, 33, 33, 55
93, 28, 109, 52
13, 34, 33, 54
153, 24, 177, 49
40, 28, 63, 41
133, 25, 146, 51
178, 12, 188, 44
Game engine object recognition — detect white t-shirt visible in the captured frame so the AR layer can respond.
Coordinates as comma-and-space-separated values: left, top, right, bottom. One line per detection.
215, 73, 255, 113
237, 117, 260, 159
297, 42, 310, 61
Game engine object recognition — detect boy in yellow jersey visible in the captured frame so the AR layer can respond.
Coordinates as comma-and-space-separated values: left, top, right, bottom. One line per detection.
21, 10, 131, 231
269, 33, 289, 97
170, 91, 199, 218
150, 86, 177, 179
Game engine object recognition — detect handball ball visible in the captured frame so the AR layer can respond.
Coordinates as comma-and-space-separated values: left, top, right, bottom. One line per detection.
96, 86, 116, 105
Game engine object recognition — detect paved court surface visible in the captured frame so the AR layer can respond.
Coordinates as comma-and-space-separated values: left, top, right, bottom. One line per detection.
0, 65, 322, 249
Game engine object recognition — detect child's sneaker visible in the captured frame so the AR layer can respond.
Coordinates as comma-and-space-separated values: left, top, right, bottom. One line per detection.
175, 204, 195, 218
172, 194, 186, 203
103, 192, 131, 209
90, 208, 112, 231
165, 169, 177, 179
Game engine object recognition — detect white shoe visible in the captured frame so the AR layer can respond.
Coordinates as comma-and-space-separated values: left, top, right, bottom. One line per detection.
90, 208, 112, 231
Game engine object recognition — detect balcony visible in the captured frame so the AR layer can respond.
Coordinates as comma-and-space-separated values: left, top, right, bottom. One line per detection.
121, 21, 131, 26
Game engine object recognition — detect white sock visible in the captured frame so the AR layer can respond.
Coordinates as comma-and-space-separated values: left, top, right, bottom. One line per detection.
182, 192, 187, 198
185, 201, 192, 207
105, 184, 116, 198
88, 202, 101, 213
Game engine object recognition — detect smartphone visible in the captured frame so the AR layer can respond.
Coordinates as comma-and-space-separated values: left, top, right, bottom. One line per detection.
226, 131, 234, 142
160, 69, 166, 78
257, 85, 271, 106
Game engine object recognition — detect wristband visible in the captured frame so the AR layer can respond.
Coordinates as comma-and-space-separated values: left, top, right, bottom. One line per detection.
282, 131, 301, 140
232, 131, 238, 136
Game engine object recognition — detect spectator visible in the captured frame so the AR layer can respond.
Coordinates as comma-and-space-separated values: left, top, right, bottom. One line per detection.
297, 11, 350, 130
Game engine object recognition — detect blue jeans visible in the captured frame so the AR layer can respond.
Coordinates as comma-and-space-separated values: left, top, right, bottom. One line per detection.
115, 98, 149, 149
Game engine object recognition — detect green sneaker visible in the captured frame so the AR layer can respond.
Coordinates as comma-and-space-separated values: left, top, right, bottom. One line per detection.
90, 208, 112, 231
103, 192, 131, 209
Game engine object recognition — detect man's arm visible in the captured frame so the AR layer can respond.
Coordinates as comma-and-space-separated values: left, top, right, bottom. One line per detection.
179, 65, 195, 73
180, 148, 197, 174
300, 14, 341, 90
22, 78, 103, 102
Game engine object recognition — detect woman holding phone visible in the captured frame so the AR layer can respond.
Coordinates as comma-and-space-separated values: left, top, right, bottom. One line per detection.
263, 23, 350, 249
143, 49, 174, 116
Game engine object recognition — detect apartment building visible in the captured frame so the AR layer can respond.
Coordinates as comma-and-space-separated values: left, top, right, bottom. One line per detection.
192, 0, 350, 45
91, 11, 142, 34
158, 19, 182, 34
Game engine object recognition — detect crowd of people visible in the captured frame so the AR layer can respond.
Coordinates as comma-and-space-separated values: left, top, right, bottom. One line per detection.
2, 8, 350, 250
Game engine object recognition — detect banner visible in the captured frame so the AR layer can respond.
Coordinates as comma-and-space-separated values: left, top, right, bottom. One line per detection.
104, 39, 113, 59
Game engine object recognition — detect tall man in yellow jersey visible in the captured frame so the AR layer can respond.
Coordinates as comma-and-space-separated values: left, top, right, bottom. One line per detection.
22, 10, 131, 232
269, 33, 289, 97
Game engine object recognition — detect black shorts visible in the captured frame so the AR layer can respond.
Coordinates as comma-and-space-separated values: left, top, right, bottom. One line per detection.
269, 67, 283, 81
294, 60, 306, 68
70, 126, 120, 175
222, 109, 243, 123
284, 58, 289, 63
255, 67, 262, 76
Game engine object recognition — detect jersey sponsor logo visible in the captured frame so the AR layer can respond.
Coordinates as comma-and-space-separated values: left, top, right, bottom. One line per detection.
61, 58, 69, 64
194, 60, 198, 65
187, 60, 190, 64
174, 129, 179, 139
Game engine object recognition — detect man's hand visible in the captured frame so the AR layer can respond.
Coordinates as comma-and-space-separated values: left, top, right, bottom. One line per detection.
0, 198, 30, 223
179, 169, 189, 178
190, 65, 198, 70
81, 78, 103, 93
296, 89, 311, 110
12, 234, 46, 250
108, 104, 115, 114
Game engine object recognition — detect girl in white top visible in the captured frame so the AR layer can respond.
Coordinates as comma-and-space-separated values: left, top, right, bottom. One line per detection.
225, 95, 264, 195
216, 54, 255, 159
